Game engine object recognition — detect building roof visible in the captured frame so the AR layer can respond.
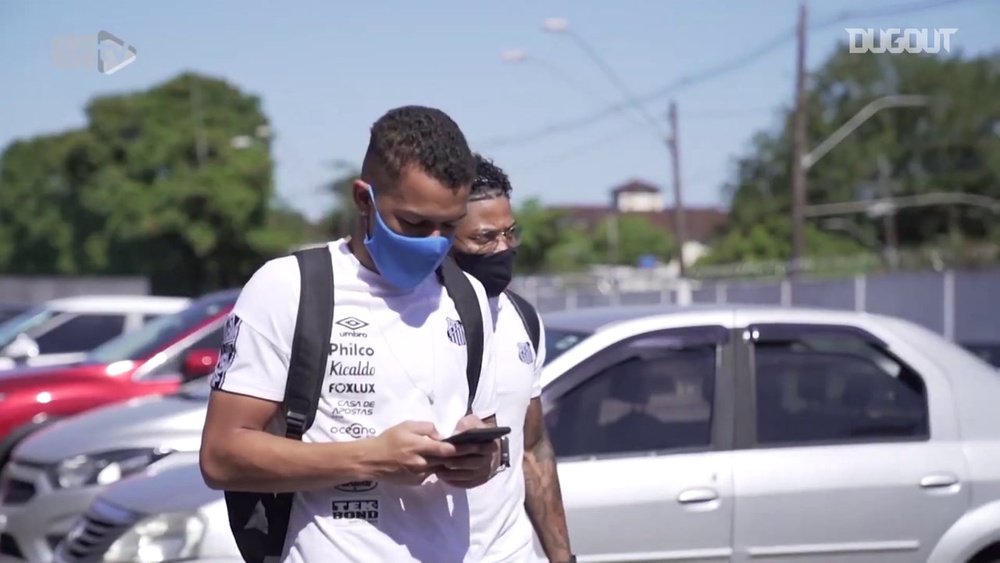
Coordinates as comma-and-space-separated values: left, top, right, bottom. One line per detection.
610, 179, 661, 194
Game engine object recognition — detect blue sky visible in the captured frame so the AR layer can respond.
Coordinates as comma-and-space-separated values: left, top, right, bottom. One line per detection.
1, 0, 997, 220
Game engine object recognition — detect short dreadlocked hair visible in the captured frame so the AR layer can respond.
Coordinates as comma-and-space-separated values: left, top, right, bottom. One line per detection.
469, 153, 513, 202
361, 105, 476, 191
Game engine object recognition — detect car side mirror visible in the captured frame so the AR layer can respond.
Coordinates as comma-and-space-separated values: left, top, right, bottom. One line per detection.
2, 333, 40, 362
181, 349, 219, 381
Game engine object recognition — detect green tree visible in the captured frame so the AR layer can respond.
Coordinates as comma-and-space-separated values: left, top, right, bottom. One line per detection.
594, 214, 674, 266
321, 163, 360, 239
0, 72, 305, 294
702, 47, 1000, 265
513, 198, 596, 273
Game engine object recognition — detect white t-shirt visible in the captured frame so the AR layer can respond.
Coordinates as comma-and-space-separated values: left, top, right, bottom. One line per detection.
210, 239, 499, 563
466, 293, 547, 562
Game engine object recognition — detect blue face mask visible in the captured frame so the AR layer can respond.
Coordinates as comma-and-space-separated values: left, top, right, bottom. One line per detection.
362, 185, 453, 290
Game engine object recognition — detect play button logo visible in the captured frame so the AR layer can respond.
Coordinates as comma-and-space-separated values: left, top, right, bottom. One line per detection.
97, 31, 137, 75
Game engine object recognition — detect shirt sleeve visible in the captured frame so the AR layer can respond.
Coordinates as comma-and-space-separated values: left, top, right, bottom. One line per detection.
466, 273, 499, 420
530, 311, 547, 399
210, 255, 300, 402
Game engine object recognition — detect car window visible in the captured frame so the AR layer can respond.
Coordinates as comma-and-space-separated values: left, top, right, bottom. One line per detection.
139, 325, 225, 381
753, 333, 929, 446
34, 314, 127, 354
544, 328, 591, 365
546, 329, 718, 459
0, 306, 57, 347
88, 297, 232, 363
0, 306, 30, 325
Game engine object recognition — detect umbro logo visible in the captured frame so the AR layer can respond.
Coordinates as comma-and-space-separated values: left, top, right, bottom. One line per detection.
336, 317, 369, 331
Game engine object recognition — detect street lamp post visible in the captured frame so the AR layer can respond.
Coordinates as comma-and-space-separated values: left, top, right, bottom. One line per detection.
790, 94, 931, 273
541, 18, 662, 133
537, 17, 688, 277
805, 192, 1000, 218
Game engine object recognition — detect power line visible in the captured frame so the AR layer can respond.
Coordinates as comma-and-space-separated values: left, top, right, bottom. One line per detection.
510, 107, 775, 171
479, 0, 978, 150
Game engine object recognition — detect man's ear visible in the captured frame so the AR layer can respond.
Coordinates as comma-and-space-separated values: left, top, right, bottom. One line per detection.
352, 180, 372, 215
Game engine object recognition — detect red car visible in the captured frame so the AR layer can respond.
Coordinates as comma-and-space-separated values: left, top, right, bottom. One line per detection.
0, 289, 238, 467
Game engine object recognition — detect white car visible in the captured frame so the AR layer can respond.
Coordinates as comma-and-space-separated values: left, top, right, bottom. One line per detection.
27, 305, 1000, 563
0, 295, 189, 370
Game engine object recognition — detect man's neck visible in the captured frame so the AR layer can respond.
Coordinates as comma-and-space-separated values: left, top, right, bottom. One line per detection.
347, 231, 378, 274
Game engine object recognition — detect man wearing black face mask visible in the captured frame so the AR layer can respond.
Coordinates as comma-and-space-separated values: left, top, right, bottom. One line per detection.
452, 154, 574, 563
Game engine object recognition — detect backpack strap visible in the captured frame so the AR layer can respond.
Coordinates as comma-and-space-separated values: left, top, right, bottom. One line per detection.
504, 289, 540, 354
224, 247, 335, 563
437, 256, 484, 413
284, 247, 336, 439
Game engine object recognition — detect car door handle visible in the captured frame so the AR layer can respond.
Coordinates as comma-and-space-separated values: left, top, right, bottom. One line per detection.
920, 474, 959, 489
677, 488, 719, 504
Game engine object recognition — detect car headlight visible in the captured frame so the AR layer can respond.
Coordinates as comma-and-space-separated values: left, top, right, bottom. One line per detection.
103, 512, 206, 563
50, 448, 171, 489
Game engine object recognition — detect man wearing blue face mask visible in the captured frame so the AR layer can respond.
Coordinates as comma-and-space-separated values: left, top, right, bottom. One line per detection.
201, 106, 501, 562
452, 154, 575, 563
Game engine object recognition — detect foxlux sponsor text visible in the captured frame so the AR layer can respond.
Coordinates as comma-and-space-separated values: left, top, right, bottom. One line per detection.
328, 382, 375, 394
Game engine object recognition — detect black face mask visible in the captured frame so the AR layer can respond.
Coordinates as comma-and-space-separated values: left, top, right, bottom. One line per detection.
453, 248, 516, 297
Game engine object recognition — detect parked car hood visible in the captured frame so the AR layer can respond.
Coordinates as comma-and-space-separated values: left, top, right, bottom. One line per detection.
102, 455, 220, 516
0, 361, 111, 385
15, 391, 208, 464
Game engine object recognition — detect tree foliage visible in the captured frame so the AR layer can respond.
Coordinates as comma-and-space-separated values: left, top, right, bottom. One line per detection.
702, 47, 1000, 265
0, 72, 308, 294
594, 214, 674, 266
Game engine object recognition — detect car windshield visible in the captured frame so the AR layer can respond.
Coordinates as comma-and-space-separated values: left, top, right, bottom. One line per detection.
88, 298, 231, 363
0, 306, 58, 347
544, 328, 591, 365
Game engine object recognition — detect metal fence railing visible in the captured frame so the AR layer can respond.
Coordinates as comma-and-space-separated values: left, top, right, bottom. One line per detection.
510, 268, 1000, 345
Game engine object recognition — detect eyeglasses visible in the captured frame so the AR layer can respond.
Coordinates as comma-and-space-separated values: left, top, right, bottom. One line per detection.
468, 225, 520, 252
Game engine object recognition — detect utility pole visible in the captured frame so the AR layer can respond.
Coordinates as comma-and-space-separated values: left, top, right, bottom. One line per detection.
876, 155, 899, 269
789, 1, 809, 276
667, 101, 687, 278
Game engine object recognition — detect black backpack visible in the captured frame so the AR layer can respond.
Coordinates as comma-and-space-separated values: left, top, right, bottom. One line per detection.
504, 289, 541, 356
223, 247, 487, 563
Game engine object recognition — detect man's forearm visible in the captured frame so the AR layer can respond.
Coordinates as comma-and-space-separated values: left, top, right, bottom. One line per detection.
523, 435, 572, 561
201, 428, 374, 493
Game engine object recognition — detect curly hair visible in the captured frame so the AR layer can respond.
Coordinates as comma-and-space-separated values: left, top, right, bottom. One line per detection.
469, 153, 513, 201
361, 105, 476, 191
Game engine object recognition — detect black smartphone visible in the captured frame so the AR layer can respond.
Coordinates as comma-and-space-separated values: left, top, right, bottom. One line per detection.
442, 426, 511, 445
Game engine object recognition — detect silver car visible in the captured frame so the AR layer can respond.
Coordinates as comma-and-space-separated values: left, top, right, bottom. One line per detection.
0, 296, 190, 370
54, 453, 239, 563
0, 381, 208, 562
10, 305, 1000, 563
